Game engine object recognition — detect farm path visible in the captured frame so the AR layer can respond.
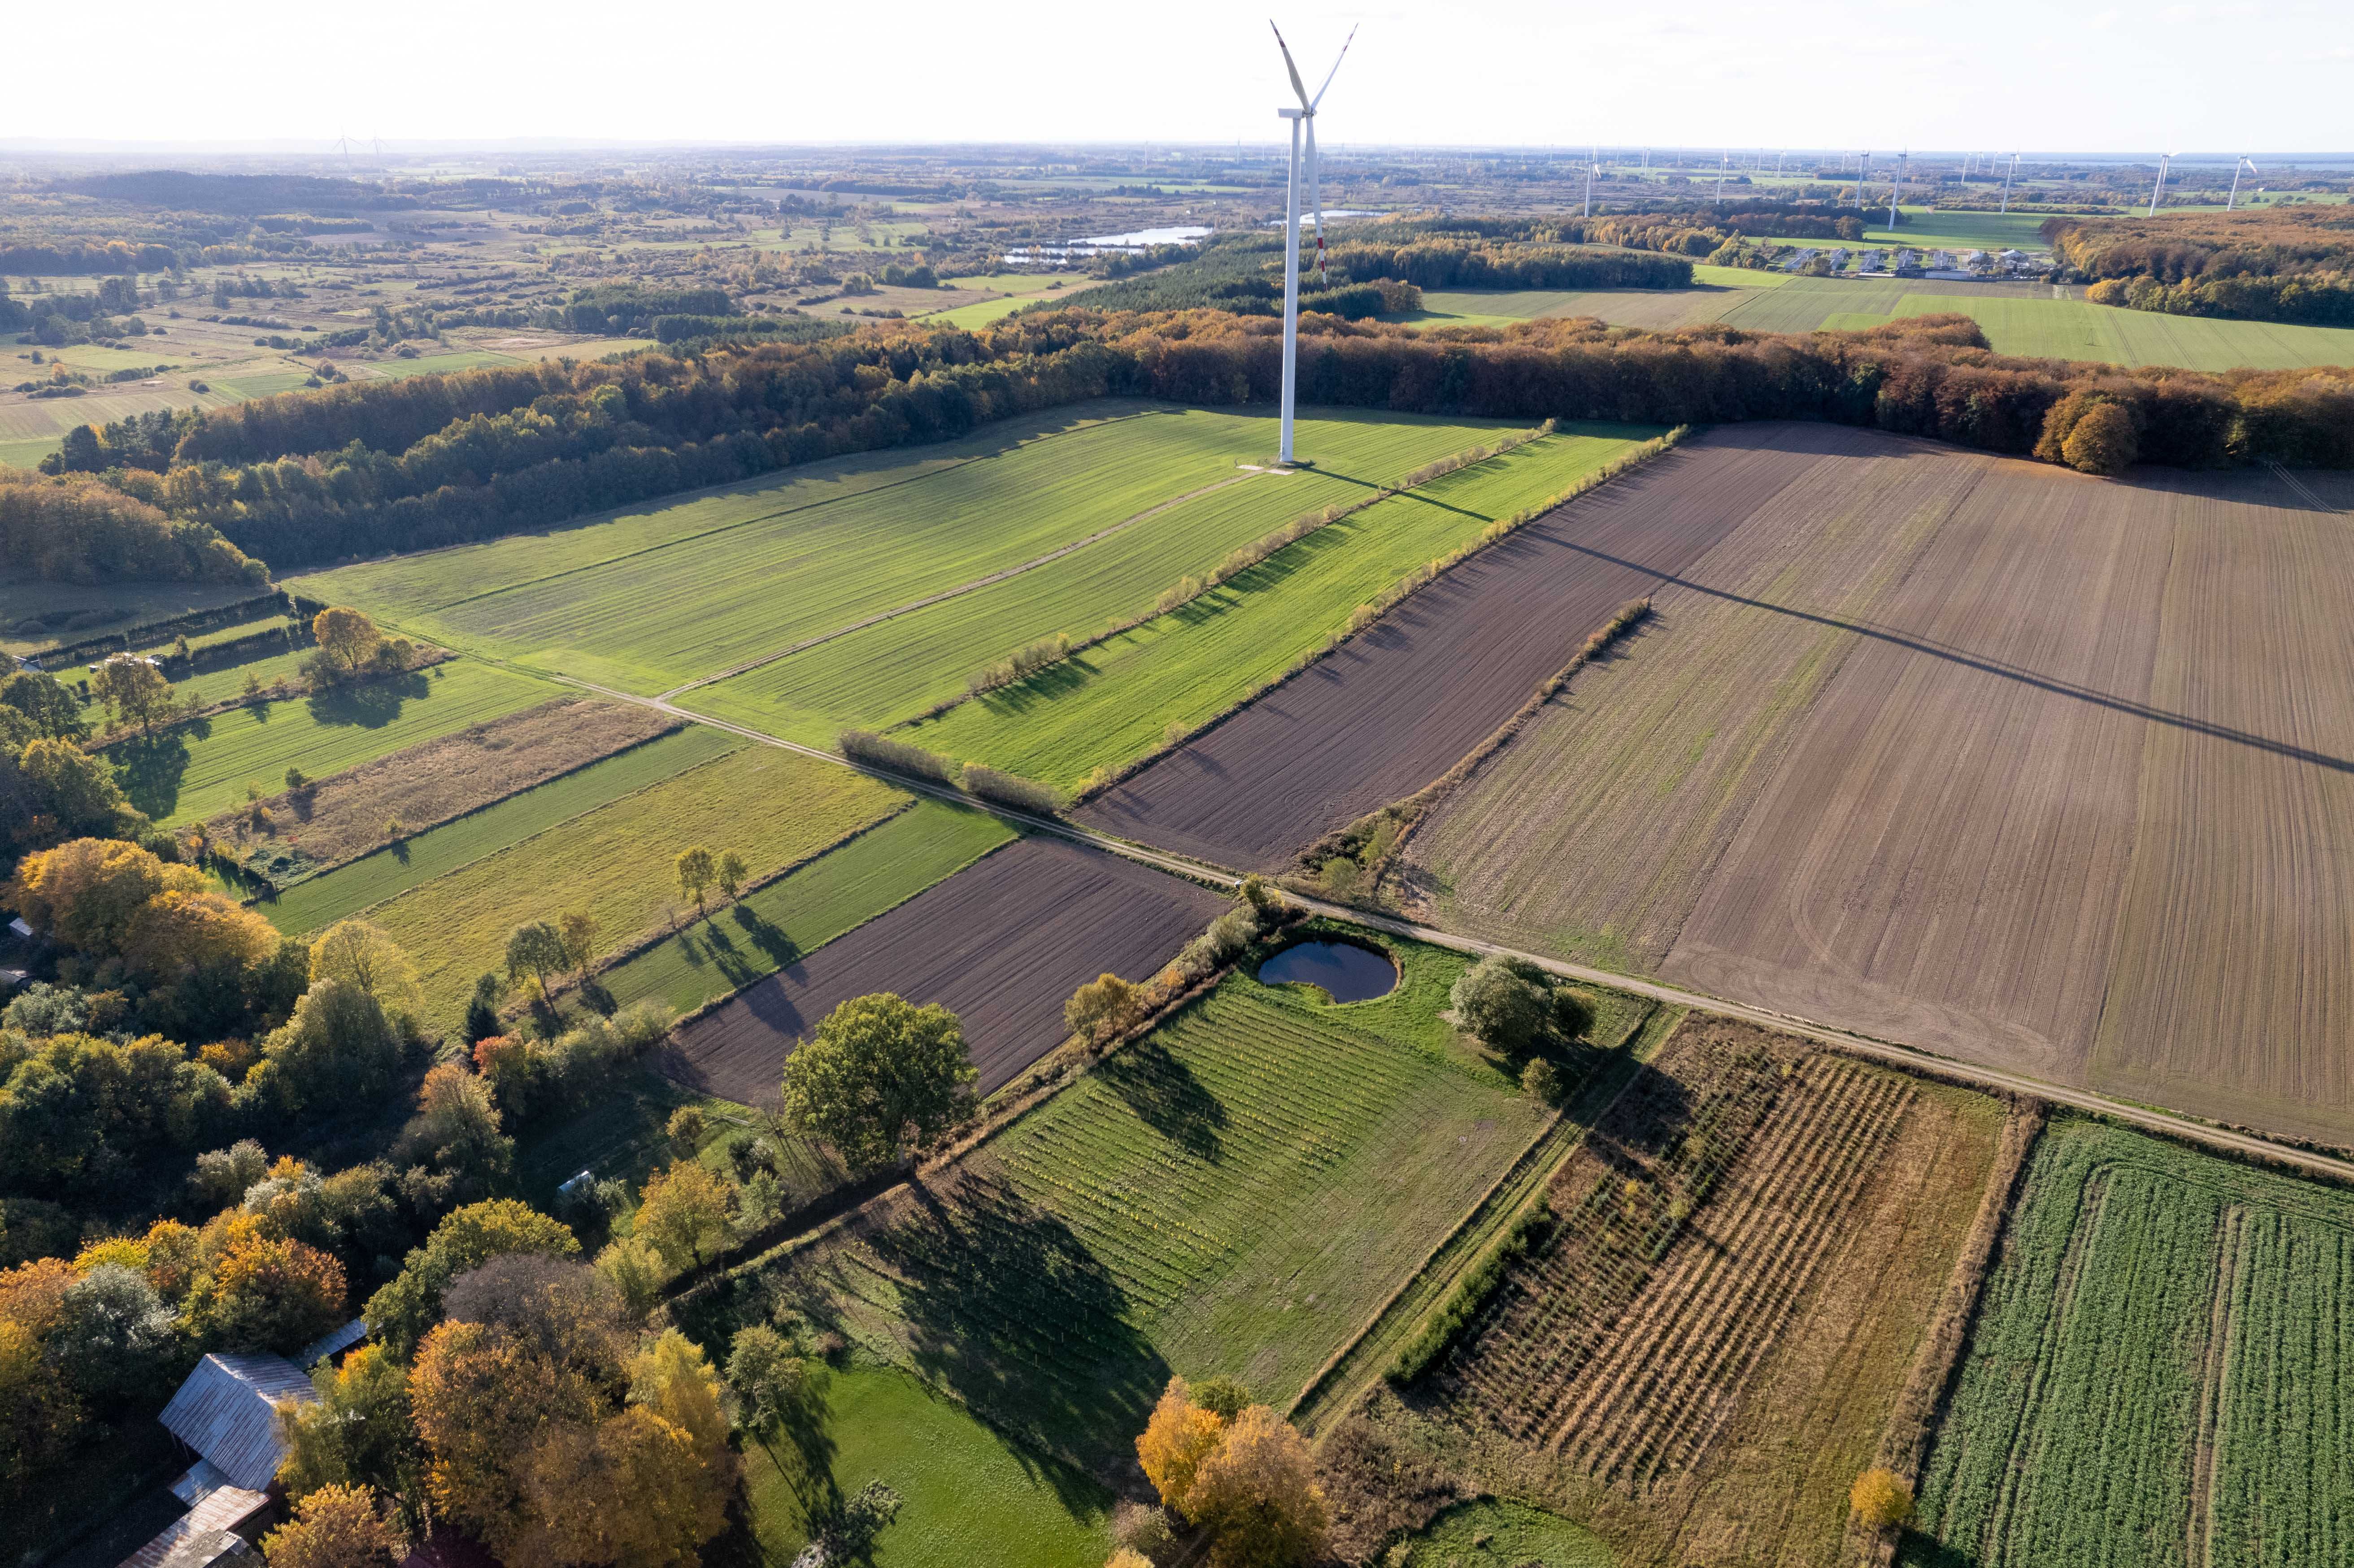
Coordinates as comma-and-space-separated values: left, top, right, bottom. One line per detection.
652, 468, 1265, 701
545, 672, 2354, 1188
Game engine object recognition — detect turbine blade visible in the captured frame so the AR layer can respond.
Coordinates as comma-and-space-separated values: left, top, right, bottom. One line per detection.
1311, 24, 1358, 109
1271, 22, 1312, 109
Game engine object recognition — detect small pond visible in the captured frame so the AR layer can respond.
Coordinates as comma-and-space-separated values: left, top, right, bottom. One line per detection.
1257, 939, 1398, 1002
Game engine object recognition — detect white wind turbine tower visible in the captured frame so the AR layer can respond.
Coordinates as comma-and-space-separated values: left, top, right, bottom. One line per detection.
1887, 150, 1908, 230
1582, 145, 1599, 217
1271, 21, 1356, 469
2227, 154, 2258, 209
1999, 152, 2019, 213
2147, 151, 2174, 216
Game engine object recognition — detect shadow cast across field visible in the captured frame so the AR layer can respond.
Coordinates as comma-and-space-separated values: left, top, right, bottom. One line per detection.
304, 670, 431, 729
673, 904, 803, 990
109, 723, 202, 819
1096, 1038, 1228, 1161
1556, 533, 2354, 777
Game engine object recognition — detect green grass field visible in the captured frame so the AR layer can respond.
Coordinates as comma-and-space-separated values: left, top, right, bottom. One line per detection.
110, 659, 558, 828
903, 425, 1657, 788
601, 797, 1015, 1016
1906, 1117, 2354, 1568
0, 580, 270, 657
295, 402, 1525, 700
1839, 294, 2354, 370
757, 932, 1555, 1472
1401, 1501, 1614, 1568
678, 409, 1533, 747
361, 743, 905, 1024
258, 724, 740, 935
740, 1365, 1113, 1568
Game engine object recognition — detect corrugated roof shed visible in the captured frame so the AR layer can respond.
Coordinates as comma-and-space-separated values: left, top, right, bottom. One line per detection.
117, 1485, 269, 1568
295, 1317, 368, 1368
157, 1353, 318, 1490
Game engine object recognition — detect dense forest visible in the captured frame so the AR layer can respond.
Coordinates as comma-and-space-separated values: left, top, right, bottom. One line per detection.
2047, 208, 2354, 325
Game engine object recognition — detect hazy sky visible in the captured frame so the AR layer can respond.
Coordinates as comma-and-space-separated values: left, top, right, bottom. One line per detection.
8, 0, 2348, 156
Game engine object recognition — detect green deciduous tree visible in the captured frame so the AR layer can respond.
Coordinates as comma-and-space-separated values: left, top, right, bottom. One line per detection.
779, 994, 977, 1173
363, 1199, 579, 1361
716, 850, 747, 902
1449, 955, 1554, 1056
674, 846, 715, 913
312, 607, 383, 675
505, 921, 569, 998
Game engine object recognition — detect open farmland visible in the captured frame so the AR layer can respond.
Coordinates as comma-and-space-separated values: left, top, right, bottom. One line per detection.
724, 936, 1558, 1477
1821, 293, 2354, 369
1366, 1017, 2002, 1567
299, 401, 1522, 698
258, 722, 736, 933
1404, 287, 1749, 331
0, 580, 270, 657
1079, 423, 1881, 870
108, 657, 558, 827
1410, 442, 2354, 1144
215, 695, 679, 886
662, 835, 1229, 1104
356, 742, 906, 1023
601, 798, 1016, 1016
671, 408, 1533, 745
901, 424, 1656, 789
1908, 1117, 2354, 1568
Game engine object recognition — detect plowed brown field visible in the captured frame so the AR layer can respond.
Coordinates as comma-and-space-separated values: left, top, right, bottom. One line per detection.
659, 835, 1229, 1104
1411, 445, 2354, 1143
1076, 423, 1895, 870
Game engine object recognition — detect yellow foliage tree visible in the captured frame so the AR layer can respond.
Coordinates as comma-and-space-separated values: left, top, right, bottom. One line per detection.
633, 1160, 735, 1271
1851, 1467, 1915, 1529
1136, 1376, 1228, 1520
519, 1405, 727, 1568
310, 920, 422, 1018
313, 607, 383, 674
259, 1481, 404, 1568
1187, 1405, 1328, 1568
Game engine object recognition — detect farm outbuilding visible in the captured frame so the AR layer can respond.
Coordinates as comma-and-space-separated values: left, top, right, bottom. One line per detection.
157, 1352, 320, 1490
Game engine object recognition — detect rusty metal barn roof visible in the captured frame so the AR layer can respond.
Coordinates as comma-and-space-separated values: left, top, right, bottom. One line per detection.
156, 1353, 318, 1490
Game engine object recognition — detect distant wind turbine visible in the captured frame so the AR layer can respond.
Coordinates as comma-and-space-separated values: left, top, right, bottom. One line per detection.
2227, 154, 2258, 210
1715, 150, 1728, 204
1888, 150, 1908, 230
1999, 152, 2019, 214
1270, 19, 1357, 469
333, 132, 354, 168
1855, 152, 1871, 210
1582, 145, 1598, 217
2147, 151, 2174, 217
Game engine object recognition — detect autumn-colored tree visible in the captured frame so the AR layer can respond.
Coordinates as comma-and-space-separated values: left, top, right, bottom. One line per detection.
278, 1345, 421, 1505
193, 1228, 347, 1353
629, 1329, 735, 1482
8, 836, 203, 957
725, 1323, 825, 1438
715, 849, 748, 902
1106, 1551, 1155, 1568
1137, 1377, 1228, 1520
0, 1316, 83, 1476
779, 993, 978, 1174
309, 920, 422, 1018
259, 1481, 404, 1568
123, 887, 281, 983
675, 846, 715, 913
557, 910, 600, 973
633, 1160, 735, 1271
13, 738, 147, 851
90, 656, 174, 732
1187, 1406, 1329, 1568
1065, 972, 1143, 1042
409, 1318, 604, 1555
312, 607, 383, 675
362, 1199, 579, 1360
518, 1405, 728, 1568
398, 1061, 514, 1201
2062, 400, 2139, 476
1851, 1467, 1915, 1529
593, 1237, 665, 1321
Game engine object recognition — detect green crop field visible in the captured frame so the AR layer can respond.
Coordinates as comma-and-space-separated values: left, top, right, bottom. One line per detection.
1906, 1117, 2354, 1568
904, 425, 1658, 788
259, 724, 740, 935
359, 743, 905, 1024
109, 659, 558, 827
601, 797, 1015, 1016
1841, 294, 2354, 370
296, 402, 1524, 699
1403, 288, 1745, 332
740, 1365, 1112, 1568
758, 933, 1556, 1472
678, 409, 1531, 747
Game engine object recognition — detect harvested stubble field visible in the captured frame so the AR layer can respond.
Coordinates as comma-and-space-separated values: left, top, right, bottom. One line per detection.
1411, 439, 2354, 1143
661, 835, 1230, 1105
259, 723, 738, 935
1907, 1117, 2354, 1568
109, 658, 559, 828
1370, 1016, 2001, 1568
901, 425, 1655, 790
600, 798, 1016, 1017
359, 743, 906, 1023
1079, 423, 1877, 870
218, 695, 678, 886
727, 939, 1554, 1478
675, 409, 1533, 747
300, 400, 1518, 699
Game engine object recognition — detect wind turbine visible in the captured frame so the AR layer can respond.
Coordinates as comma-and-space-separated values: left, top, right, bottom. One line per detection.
1855, 152, 1871, 209
1714, 149, 1728, 204
333, 132, 354, 168
2147, 151, 2173, 217
2227, 154, 2258, 210
1999, 152, 2019, 213
1887, 150, 1908, 230
1582, 145, 1598, 217
1271, 20, 1356, 469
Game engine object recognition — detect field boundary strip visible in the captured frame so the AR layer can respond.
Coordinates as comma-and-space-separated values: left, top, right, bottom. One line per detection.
523, 679, 2354, 1190
655, 466, 1266, 700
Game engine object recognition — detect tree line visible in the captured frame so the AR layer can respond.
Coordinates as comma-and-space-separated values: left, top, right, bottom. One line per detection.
0, 469, 265, 586
2048, 208, 2354, 326
1323, 239, 1691, 290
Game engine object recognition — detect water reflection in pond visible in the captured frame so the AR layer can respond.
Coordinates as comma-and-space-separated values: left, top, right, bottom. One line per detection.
1256, 940, 1398, 1002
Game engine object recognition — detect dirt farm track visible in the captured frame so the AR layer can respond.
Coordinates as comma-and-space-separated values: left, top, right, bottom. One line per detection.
1403, 428, 2354, 1147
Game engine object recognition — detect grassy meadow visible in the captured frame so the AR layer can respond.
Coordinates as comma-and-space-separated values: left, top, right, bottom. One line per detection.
357, 743, 905, 1024
110, 658, 557, 827
0, 579, 268, 657
904, 424, 1658, 787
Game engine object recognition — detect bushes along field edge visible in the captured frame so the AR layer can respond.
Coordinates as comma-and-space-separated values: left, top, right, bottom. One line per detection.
1386, 1194, 1554, 1385
1062, 427, 1688, 812
837, 729, 1063, 814
930, 419, 1557, 719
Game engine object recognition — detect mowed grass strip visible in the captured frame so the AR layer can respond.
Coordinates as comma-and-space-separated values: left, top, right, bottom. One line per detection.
600, 797, 1016, 1016
365, 745, 905, 1024
111, 659, 558, 828
260, 724, 741, 936
905, 426, 1655, 788
681, 410, 1534, 747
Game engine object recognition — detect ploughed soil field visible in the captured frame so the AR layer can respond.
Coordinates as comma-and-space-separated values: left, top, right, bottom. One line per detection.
659, 835, 1229, 1104
1409, 440, 2354, 1145
1078, 423, 1892, 869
